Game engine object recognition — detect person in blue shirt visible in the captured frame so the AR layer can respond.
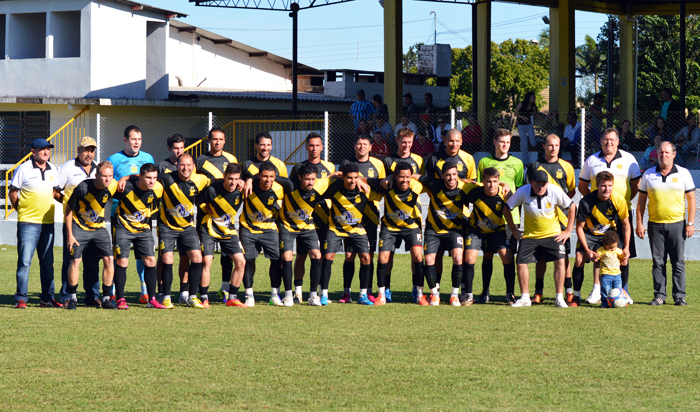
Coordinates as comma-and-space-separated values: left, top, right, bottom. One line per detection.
106, 125, 155, 303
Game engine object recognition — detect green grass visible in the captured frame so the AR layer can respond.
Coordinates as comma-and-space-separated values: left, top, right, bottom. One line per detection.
1, 246, 700, 411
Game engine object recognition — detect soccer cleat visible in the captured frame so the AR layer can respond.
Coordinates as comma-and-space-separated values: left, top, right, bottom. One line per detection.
147, 298, 165, 309
102, 299, 117, 309
293, 292, 303, 304
565, 292, 574, 304
139, 294, 149, 304
85, 298, 101, 308
110, 295, 116, 304
308, 296, 322, 306
245, 296, 255, 307
506, 293, 517, 306
40, 299, 63, 308
357, 294, 374, 305
570, 296, 581, 307
65, 299, 77, 310
187, 297, 205, 308
15, 300, 27, 309
226, 298, 246, 307
475, 294, 490, 304
117, 298, 129, 310
269, 295, 284, 307
179, 295, 189, 305
202, 299, 210, 309
218, 289, 229, 303
411, 286, 418, 303
367, 294, 376, 303
675, 297, 687, 306
320, 295, 330, 306
555, 298, 569, 308
533, 293, 543, 304
450, 296, 461, 307
511, 297, 532, 308
461, 296, 474, 306
650, 297, 665, 306
162, 298, 174, 309
374, 294, 386, 306
339, 293, 352, 303
586, 290, 601, 305
282, 296, 294, 307
417, 295, 429, 306
385, 289, 392, 303
429, 294, 440, 306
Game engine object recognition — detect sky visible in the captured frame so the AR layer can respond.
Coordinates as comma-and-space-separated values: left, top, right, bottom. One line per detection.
149, 0, 609, 71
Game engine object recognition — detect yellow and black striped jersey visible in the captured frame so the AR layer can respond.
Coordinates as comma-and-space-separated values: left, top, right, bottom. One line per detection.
67, 178, 118, 231
577, 191, 629, 236
367, 178, 423, 231
342, 156, 386, 226
242, 156, 288, 179
422, 148, 477, 180
196, 151, 238, 181
419, 175, 480, 234
383, 153, 423, 175
322, 179, 382, 236
159, 172, 210, 231
465, 186, 508, 234
113, 175, 163, 233
291, 160, 336, 228
277, 176, 331, 232
158, 158, 177, 175
200, 180, 243, 239
241, 179, 285, 233
290, 160, 336, 179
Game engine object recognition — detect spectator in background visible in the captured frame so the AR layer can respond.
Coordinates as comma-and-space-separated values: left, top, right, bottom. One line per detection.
659, 87, 683, 134
645, 116, 672, 145
403, 93, 420, 116
436, 129, 448, 152
675, 115, 700, 147
642, 135, 663, 171
515, 92, 540, 164
371, 131, 390, 159
373, 115, 394, 139
394, 114, 418, 136
435, 116, 451, 141
350, 89, 375, 129
618, 120, 634, 150
589, 93, 606, 135
461, 113, 483, 151
485, 117, 505, 154
418, 114, 437, 144
424, 93, 438, 114
372, 94, 389, 117
412, 129, 435, 157
356, 118, 373, 138
545, 111, 565, 138
565, 111, 582, 168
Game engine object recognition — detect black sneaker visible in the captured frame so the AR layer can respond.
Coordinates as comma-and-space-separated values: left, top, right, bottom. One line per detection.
101, 299, 117, 309
506, 293, 517, 306
475, 294, 490, 304
85, 298, 102, 308
650, 297, 665, 306
66, 299, 77, 310
675, 297, 687, 306
40, 299, 64, 308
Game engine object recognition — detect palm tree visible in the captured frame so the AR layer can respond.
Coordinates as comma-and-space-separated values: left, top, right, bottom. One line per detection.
576, 35, 604, 94
538, 28, 550, 48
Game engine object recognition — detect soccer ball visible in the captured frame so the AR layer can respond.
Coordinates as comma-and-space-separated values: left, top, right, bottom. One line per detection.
607, 288, 629, 308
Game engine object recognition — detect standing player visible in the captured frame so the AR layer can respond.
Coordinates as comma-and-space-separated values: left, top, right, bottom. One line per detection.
339, 135, 386, 303
107, 125, 154, 303
527, 134, 576, 304
506, 170, 576, 308
112, 163, 164, 309
578, 128, 640, 303
64, 161, 118, 310
290, 132, 335, 304
475, 129, 523, 304
199, 163, 247, 308
158, 134, 185, 175
158, 153, 209, 309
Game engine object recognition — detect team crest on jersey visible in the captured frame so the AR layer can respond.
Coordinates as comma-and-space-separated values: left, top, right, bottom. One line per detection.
673, 177, 679, 183
455, 195, 461, 202
102, 194, 109, 203
147, 194, 155, 204
321, 171, 328, 178
456, 163, 463, 171
606, 208, 613, 216
355, 195, 361, 203
368, 168, 375, 177
546, 202, 552, 209
223, 162, 229, 169
407, 194, 413, 202
310, 194, 316, 202
495, 202, 502, 211
49, 176, 54, 182
190, 187, 196, 196
235, 198, 240, 205
556, 170, 563, 179
267, 197, 276, 206
336, 211, 360, 225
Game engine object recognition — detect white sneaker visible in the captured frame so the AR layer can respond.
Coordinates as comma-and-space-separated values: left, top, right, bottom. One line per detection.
282, 296, 294, 307
511, 297, 532, 308
179, 294, 189, 304
245, 295, 255, 307
270, 295, 283, 307
555, 298, 569, 308
308, 296, 322, 306
586, 289, 601, 304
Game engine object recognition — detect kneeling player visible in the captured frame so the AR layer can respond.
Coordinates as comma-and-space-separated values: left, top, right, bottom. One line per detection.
64, 161, 118, 310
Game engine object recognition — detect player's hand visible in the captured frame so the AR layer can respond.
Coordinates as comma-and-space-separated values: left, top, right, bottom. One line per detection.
235, 179, 245, 191
686, 224, 695, 238
623, 248, 630, 260
243, 178, 253, 197
499, 182, 512, 197
511, 229, 522, 241
67, 236, 79, 252
587, 249, 598, 262
382, 175, 395, 190
358, 180, 370, 195
118, 176, 129, 192
621, 257, 629, 266
636, 223, 646, 240
553, 229, 571, 243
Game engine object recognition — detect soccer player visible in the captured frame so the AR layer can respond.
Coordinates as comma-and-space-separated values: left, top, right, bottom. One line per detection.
475, 129, 523, 304
574, 171, 631, 307
64, 161, 118, 310
107, 125, 155, 303
578, 127, 641, 303
465, 167, 517, 305
527, 134, 576, 304
338, 135, 386, 303
199, 163, 247, 308
276, 163, 331, 306
506, 170, 576, 308
195, 127, 238, 303
158, 153, 210, 309
56, 136, 100, 307
239, 161, 285, 307
367, 161, 424, 305
320, 162, 382, 305
290, 132, 335, 304
112, 163, 164, 309
158, 133, 185, 174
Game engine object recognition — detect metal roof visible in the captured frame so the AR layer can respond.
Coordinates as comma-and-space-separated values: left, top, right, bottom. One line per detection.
110, 0, 187, 17
170, 88, 354, 103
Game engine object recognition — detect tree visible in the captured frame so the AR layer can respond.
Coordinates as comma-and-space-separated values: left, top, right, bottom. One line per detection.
538, 28, 550, 48
402, 43, 423, 74
576, 34, 604, 94
449, 46, 473, 110
490, 39, 550, 111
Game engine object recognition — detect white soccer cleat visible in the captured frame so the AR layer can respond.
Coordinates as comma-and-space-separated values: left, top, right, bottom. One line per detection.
586, 290, 601, 304
555, 298, 569, 308
245, 295, 255, 307
308, 296, 322, 306
282, 296, 294, 307
270, 295, 284, 307
511, 297, 532, 308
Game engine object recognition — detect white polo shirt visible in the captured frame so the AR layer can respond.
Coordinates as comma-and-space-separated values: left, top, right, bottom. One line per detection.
579, 149, 641, 208
639, 165, 695, 224
507, 183, 573, 239
10, 158, 59, 224
57, 158, 97, 213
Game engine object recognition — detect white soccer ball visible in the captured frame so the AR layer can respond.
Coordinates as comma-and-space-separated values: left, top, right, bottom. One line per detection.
607, 288, 629, 308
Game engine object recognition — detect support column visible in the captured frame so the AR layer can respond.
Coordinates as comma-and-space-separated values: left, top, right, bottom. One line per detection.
548, 8, 559, 118
619, 15, 635, 119
552, 0, 575, 117
476, 0, 491, 149
384, 0, 403, 123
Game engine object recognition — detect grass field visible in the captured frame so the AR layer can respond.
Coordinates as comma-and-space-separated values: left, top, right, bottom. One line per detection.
1, 246, 699, 411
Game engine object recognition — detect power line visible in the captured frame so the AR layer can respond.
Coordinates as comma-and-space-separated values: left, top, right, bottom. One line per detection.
202, 18, 431, 32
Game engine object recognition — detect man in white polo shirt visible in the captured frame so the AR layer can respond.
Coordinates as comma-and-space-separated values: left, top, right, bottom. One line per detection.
9, 138, 62, 309
578, 127, 641, 303
636, 141, 696, 306
56, 136, 101, 307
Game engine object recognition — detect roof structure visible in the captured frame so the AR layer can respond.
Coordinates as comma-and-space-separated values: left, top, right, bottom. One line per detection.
188, 0, 354, 11
415, 0, 700, 14
110, 0, 188, 17
169, 88, 354, 104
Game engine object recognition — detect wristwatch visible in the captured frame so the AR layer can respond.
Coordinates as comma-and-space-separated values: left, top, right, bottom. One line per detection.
688, 222, 694, 226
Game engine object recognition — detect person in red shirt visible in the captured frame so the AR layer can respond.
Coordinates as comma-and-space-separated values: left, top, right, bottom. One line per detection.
371, 131, 390, 158
412, 130, 435, 157
461, 114, 483, 151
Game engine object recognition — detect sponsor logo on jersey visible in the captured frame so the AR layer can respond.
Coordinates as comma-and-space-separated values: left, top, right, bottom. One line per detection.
247, 211, 267, 222
387, 209, 411, 221
168, 204, 193, 218
336, 211, 360, 225
80, 209, 100, 223
213, 214, 232, 228
124, 211, 146, 223
477, 217, 498, 231
287, 209, 311, 221
436, 207, 460, 220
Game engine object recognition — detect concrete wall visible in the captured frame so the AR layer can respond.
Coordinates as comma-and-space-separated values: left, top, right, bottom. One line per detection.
51, 10, 81, 58
146, 21, 168, 100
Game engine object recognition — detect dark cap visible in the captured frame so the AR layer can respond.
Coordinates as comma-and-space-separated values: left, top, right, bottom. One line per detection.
31, 138, 54, 149
532, 170, 549, 183
356, 89, 365, 95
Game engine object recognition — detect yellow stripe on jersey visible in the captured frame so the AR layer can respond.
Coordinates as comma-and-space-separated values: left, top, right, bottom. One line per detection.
204, 195, 242, 238
329, 191, 367, 235
73, 179, 118, 231
116, 182, 163, 233
381, 180, 423, 231
241, 182, 284, 233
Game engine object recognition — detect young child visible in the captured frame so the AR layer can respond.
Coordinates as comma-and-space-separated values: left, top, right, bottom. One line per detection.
593, 231, 628, 308
371, 131, 389, 158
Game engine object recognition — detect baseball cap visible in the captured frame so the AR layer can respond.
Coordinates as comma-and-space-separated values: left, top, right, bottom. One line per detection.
79, 136, 97, 148
31, 138, 54, 149
532, 170, 549, 183
356, 89, 365, 95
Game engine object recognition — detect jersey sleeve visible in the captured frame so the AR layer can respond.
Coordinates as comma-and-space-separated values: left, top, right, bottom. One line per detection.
683, 168, 696, 192
556, 186, 573, 208
422, 155, 435, 176
242, 160, 254, 179
638, 171, 649, 193
576, 196, 591, 222
506, 186, 525, 209
564, 161, 576, 192
290, 164, 300, 178
313, 177, 331, 195
628, 155, 641, 180
275, 176, 294, 193
476, 159, 484, 183
579, 157, 592, 182
201, 185, 216, 205
612, 193, 629, 220
418, 175, 440, 194
383, 157, 394, 175
464, 153, 477, 180
192, 173, 210, 191
367, 189, 383, 202
10, 164, 24, 190
56, 163, 69, 190
366, 178, 384, 194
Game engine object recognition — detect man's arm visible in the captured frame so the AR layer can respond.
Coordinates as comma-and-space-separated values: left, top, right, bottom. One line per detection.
554, 204, 577, 243
502, 204, 521, 240
686, 190, 696, 238
636, 193, 648, 239
53, 189, 63, 203
630, 177, 640, 201
621, 217, 631, 259
578, 179, 591, 197
575, 220, 597, 261
9, 188, 19, 210
64, 204, 79, 252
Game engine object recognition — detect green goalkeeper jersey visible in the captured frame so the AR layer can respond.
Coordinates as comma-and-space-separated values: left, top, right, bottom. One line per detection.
477, 155, 524, 224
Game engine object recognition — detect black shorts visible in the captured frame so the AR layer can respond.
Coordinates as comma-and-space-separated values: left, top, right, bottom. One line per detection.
465, 229, 509, 253
326, 230, 370, 255
346, 223, 377, 253
280, 227, 320, 253
158, 225, 201, 255
200, 229, 244, 257
517, 237, 567, 264
239, 226, 279, 260
423, 230, 464, 255
378, 227, 422, 252
70, 224, 112, 260
576, 232, 605, 254
113, 227, 155, 259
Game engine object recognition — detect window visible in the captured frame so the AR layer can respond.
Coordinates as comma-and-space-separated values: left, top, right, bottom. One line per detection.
8, 13, 46, 59
51, 11, 80, 58
0, 112, 51, 165
0, 15, 6, 59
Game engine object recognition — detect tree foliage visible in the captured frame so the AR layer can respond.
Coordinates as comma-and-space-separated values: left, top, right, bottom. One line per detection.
402, 43, 423, 74
576, 35, 604, 94
538, 28, 550, 48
